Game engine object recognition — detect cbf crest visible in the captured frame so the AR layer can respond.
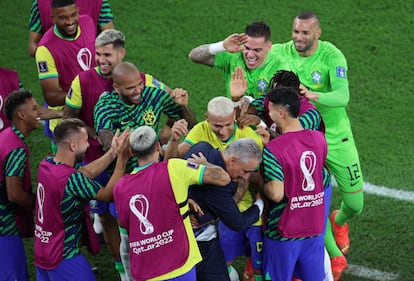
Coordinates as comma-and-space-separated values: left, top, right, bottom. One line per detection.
257, 78, 268, 94
143, 110, 156, 126
311, 70, 322, 84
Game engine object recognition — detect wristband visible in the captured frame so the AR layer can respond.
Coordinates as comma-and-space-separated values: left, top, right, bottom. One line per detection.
258, 120, 267, 128
254, 199, 264, 216
232, 100, 240, 108
241, 96, 254, 103
208, 41, 225, 55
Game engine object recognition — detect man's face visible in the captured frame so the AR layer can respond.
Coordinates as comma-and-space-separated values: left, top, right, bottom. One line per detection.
74, 128, 89, 163
20, 97, 41, 130
292, 17, 321, 56
268, 101, 282, 126
206, 113, 235, 142
52, 4, 79, 37
114, 72, 144, 105
242, 36, 272, 69
96, 44, 125, 77
226, 157, 260, 182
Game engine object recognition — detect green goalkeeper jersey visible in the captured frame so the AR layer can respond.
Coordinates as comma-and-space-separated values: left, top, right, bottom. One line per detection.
274, 40, 353, 146
214, 45, 289, 98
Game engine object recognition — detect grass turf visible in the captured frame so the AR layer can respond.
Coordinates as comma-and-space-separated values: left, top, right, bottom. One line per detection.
0, 0, 413, 280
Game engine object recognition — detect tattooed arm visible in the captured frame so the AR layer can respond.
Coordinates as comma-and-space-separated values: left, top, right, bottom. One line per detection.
188, 44, 215, 66
188, 33, 249, 66
97, 128, 115, 152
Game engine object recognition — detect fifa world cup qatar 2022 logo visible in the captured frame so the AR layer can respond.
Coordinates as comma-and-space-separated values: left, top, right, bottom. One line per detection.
77, 48, 93, 71
300, 150, 317, 192
129, 194, 154, 235
37, 183, 45, 224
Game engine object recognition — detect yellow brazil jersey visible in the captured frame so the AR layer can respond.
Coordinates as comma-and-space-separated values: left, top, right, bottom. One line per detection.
184, 120, 264, 225
148, 158, 205, 280
66, 69, 167, 110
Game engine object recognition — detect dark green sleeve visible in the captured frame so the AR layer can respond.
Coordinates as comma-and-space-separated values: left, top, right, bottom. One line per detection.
4, 148, 26, 178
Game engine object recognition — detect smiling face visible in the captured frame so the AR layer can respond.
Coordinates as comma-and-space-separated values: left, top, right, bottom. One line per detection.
242, 36, 272, 69
52, 3, 79, 37
21, 97, 41, 131
96, 44, 126, 78
292, 17, 321, 56
113, 70, 144, 105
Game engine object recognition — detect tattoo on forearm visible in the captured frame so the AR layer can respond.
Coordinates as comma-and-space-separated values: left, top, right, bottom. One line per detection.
232, 179, 247, 203
98, 129, 114, 151
190, 45, 214, 66
205, 166, 223, 181
63, 106, 80, 119
181, 106, 197, 128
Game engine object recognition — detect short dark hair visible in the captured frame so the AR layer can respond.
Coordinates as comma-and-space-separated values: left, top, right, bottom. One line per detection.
52, 0, 75, 8
296, 11, 319, 23
245, 22, 271, 41
54, 118, 86, 144
4, 90, 33, 121
269, 70, 300, 91
267, 87, 300, 118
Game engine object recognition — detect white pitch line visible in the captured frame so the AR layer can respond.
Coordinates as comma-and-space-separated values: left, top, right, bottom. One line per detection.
346, 264, 400, 281
329, 180, 409, 280
331, 178, 414, 203
363, 181, 414, 203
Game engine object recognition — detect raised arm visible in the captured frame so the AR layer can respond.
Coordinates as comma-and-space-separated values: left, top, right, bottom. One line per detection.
97, 128, 115, 152
95, 130, 130, 202
188, 33, 248, 66
79, 129, 128, 179
164, 119, 188, 160
170, 88, 197, 129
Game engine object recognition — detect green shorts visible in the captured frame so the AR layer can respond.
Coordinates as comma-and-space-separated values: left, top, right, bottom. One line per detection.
326, 137, 363, 193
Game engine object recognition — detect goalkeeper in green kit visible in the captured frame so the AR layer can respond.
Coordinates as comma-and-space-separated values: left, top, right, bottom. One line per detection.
274, 11, 364, 281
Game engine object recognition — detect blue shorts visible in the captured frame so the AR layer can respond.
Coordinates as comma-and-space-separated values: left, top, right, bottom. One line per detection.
218, 221, 263, 270
196, 238, 230, 281
89, 170, 110, 215
0, 235, 28, 281
263, 235, 325, 281
36, 254, 96, 281
109, 202, 119, 218
89, 200, 110, 215
324, 184, 333, 231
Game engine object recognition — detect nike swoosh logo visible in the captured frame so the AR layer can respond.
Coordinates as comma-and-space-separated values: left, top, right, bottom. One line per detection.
120, 120, 130, 125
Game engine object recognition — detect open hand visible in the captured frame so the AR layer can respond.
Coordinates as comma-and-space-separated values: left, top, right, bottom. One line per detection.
230, 66, 247, 101
223, 33, 248, 53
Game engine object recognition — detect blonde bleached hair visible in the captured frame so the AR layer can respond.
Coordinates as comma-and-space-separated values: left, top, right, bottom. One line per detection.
207, 96, 234, 117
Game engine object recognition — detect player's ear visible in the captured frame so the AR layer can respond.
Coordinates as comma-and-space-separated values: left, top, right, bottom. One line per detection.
113, 82, 120, 93
265, 40, 272, 50
120, 48, 126, 59
156, 142, 162, 153
315, 27, 322, 40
